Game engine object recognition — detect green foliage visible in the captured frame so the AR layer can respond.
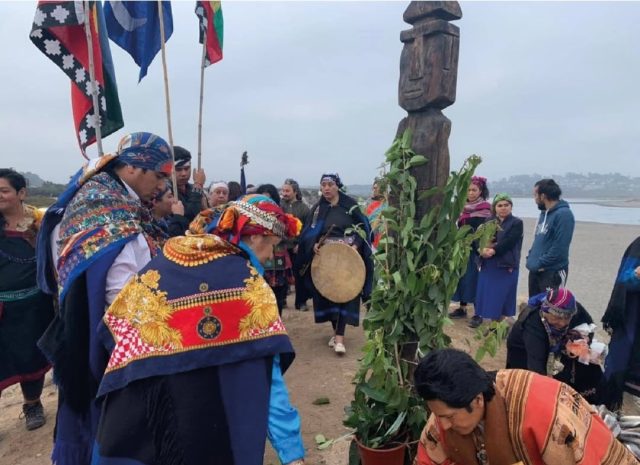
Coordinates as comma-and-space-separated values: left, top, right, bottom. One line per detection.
344, 131, 484, 457
26, 180, 66, 208
473, 320, 510, 362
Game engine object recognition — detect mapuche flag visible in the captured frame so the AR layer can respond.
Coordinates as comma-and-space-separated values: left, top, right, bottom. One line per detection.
195, 1, 224, 66
104, 1, 173, 82
30, 1, 124, 154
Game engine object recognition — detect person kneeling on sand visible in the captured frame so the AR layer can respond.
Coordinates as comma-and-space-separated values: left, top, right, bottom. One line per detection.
91, 195, 305, 465
505, 287, 606, 404
413, 348, 637, 465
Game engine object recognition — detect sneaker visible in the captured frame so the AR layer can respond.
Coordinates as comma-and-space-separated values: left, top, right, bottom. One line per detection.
448, 307, 467, 319
22, 401, 45, 431
328, 336, 335, 348
334, 342, 346, 355
297, 303, 309, 312
468, 315, 483, 329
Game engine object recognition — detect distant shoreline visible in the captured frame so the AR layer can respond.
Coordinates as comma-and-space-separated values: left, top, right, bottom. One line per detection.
580, 199, 640, 208
511, 197, 640, 209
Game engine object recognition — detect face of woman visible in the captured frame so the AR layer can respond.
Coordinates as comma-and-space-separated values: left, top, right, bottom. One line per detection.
467, 184, 481, 202
494, 200, 512, 220
245, 235, 282, 264
321, 180, 339, 202
427, 395, 485, 436
0, 178, 25, 214
210, 187, 229, 207
543, 312, 572, 330
153, 190, 174, 218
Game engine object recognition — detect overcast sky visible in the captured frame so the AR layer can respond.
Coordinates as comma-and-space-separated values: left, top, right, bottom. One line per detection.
1, 1, 639, 187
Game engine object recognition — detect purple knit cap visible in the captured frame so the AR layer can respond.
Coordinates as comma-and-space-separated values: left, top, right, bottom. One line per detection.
541, 288, 577, 318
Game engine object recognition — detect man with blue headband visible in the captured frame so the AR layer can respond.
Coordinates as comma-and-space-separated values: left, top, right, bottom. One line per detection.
36, 132, 173, 465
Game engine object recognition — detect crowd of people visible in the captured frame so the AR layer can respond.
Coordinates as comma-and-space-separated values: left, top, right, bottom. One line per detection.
1, 138, 639, 464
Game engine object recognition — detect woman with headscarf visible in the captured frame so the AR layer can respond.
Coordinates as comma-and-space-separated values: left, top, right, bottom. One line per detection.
472, 193, 523, 327
92, 195, 305, 465
297, 173, 373, 355
0, 169, 55, 431
449, 176, 492, 326
209, 181, 229, 207
506, 288, 605, 404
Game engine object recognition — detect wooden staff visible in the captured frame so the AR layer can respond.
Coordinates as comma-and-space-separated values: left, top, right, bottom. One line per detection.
196, 39, 207, 170
82, 0, 103, 158
157, 0, 178, 194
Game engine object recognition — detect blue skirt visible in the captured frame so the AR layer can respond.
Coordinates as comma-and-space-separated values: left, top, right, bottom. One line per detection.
453, 252, 480, 304
474, 258, 518, 320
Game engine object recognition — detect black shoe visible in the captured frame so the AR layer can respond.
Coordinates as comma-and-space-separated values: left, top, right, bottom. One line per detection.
22, 401, 45, 431
468, 315, 483, 328
449, 307, 467, 319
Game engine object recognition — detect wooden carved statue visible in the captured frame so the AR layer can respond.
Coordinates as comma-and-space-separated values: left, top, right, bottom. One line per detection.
397, 1, 462, 219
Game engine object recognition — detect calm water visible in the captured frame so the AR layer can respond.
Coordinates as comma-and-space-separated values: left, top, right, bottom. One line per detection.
511, 198, 640, 226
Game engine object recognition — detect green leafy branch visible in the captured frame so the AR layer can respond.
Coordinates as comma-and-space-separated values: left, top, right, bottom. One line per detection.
344, 130, 485, 459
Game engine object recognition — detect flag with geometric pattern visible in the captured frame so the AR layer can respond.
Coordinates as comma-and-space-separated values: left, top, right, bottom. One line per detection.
30, 1, 124, 155
195, 1, 223, 67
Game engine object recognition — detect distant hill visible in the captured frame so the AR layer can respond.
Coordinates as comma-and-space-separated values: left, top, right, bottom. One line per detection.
19, 172, 639, 210
21, 171, 45, 188
490, 173, 640, 199
18, 171, 66, 208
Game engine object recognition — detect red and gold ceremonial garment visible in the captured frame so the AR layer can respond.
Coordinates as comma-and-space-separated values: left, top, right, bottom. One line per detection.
415, 369, 639, 465
97, 234, 293, 397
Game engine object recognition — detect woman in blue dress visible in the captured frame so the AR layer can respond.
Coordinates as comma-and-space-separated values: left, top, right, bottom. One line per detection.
474, 193, 523, 325
449, 176, 492, 326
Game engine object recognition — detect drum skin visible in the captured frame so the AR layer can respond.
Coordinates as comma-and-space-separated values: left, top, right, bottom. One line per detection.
311, 241, 366, 303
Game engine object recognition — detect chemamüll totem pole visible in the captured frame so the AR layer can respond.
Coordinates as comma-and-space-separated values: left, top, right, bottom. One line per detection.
397, 1, 461, 219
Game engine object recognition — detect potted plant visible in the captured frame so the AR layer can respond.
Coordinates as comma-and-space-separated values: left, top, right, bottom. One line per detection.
344, 131, 486, 464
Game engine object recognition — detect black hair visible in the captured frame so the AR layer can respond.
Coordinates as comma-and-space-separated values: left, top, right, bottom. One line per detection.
173, 146, 192, 163
256, 184, 281, 205
0, 168, 27, 234
152, 179, 172, 202
320, 173, 343, 188
227, 181, 243, 201
0, 168, 27, 192
480, 184, 490, 200
414, 348, 495, 408
534, 179, 562, 201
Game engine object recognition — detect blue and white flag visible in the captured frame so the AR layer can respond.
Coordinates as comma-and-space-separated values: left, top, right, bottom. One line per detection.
104, 1, 173, 81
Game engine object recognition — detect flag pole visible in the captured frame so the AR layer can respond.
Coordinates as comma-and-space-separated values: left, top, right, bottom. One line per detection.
196, 39, 207, 170
82, 0, 104, 157
157, 0, 178, 194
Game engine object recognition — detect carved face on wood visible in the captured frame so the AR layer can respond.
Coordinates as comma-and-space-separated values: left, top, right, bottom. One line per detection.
399, 21, 460, 112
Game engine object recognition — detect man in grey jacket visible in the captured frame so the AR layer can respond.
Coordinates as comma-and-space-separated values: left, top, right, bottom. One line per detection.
526, 178, 575, 297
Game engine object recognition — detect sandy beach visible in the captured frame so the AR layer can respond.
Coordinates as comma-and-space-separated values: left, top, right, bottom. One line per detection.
1, 218, 638, 465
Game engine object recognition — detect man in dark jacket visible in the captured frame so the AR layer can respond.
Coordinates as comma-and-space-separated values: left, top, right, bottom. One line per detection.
280, 179, 311, 310
526, 178, 575, 297
173, 146, 208, 232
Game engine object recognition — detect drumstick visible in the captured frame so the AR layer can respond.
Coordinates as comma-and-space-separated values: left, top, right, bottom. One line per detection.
316, 224, 336, 251
300, 225, 336, 276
